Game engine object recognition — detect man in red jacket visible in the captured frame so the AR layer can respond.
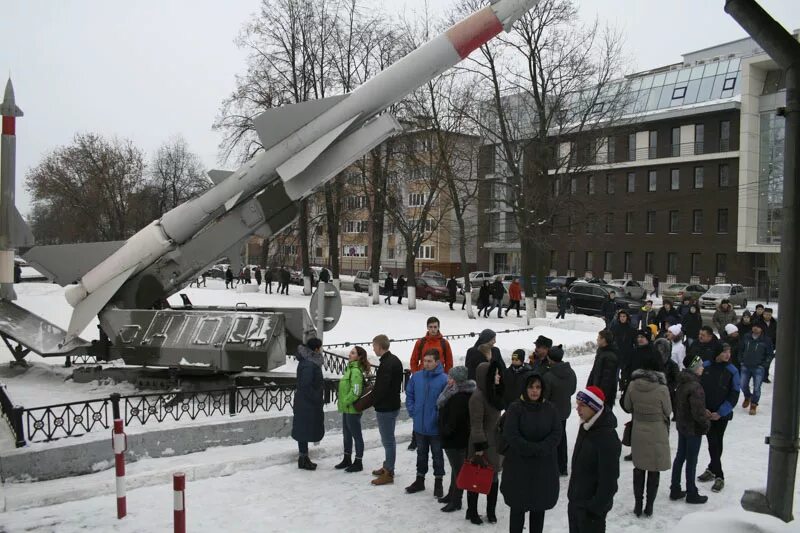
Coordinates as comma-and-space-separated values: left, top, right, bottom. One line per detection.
506, 277, 523, 318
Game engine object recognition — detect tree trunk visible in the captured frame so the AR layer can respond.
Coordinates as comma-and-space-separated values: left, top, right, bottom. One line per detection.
521, 227, 538, 324
324, 180, 342, 280
260, 238, 270, 267
299, 198, 312, 295
406, 251, 417, 310
369, 147, 387, 305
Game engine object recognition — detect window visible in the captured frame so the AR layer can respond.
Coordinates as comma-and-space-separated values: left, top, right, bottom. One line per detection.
627, 172, 636, 193
585, 251, 594, 271
604, 252, 613, 272
648, 131, 658, 159
567, 215, 574, 234
346, 196, 368, 209
605, 213, 614, 234
418, 245, 436, 260
723, 77, 736, 91
347, 172, 365, 187
624, 252, 633, 273
693, 166, 704, 189
387, 247, 395, 259
625, 212, 635, 234
648, 170, 657, 192
671, 127, 681, 156
408, 192, 426, 207
720, 120, 731, 151
672, 86, 687, 99
550, 215, 556, 235
550, 250, 558, 270
282, 244, 298, 256
691, 253, 701, 276
587, 175, 595, 195
386, 221, 396, 234
628, 133, 636, 161
692, 210, 703, 233
646, 210, 656, 233
607, 137, 616, 163
552, 177, 561, 196
669, 210, 679, 233
719, 164, 730, 187
606, 174, 615, 194
585, 215, 595, 234
645, 252, 654, 274
315, 247, 323, 258
570, 177, 577, 195
695, 124, 705, 154
716, 253, 727, 276
667, 252, 678, 276
345, 220, 368, 233
670, 168, 680, 190
717, 208, 729, 233
567, 251, 575, 270
342, 244, 368, 257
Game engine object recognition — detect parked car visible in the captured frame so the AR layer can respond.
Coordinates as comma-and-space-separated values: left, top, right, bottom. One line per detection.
421, 270, 446, 280
661, 283, 708, 303
700, 284, 748, 309
353, 270, 388, 292
608, 279, 647, 300
546, 276, 578, 295
415, 277, 449, 300
469, 271, 494, 283
290, 270, 303, 285
204, 266, 226, 279
568, 282, 640, 316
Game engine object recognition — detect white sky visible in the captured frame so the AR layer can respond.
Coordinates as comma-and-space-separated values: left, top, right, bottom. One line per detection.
1, 0, 798, 216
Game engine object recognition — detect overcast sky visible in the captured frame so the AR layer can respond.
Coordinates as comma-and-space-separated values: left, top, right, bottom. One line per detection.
1, 0, 798, 215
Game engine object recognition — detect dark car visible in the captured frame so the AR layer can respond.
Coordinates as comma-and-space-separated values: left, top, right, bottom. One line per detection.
546, 276, 578, 295
415, 277, 449, 300
568, 282, 639, 316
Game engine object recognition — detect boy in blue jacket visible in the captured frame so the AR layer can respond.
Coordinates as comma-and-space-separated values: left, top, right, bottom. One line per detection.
405, 348, 449, 497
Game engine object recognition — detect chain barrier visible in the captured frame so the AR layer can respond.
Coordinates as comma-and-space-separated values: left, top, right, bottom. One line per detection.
322, 326, 537, 349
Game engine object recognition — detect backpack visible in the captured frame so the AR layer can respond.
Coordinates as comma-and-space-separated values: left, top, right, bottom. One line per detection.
416, 338, 448, 368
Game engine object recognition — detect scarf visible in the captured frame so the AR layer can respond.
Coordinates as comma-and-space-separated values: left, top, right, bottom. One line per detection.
582, 405, 605, 431
436, 379, 477, 409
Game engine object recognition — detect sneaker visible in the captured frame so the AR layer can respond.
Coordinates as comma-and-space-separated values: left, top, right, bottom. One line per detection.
750, 404, 758, 415
712, 478, 725, 492
742, 398, 751, 409
371, 470, 394, 486
686, 492, 708, 504
697, 469, 715, 483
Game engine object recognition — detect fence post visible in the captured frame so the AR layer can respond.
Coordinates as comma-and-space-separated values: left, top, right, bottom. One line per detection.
112, 419, 127, 519
110, 392, 121, 420
173, 472, 186, 533
10, 406, 25, 448
228, 387, 237, 417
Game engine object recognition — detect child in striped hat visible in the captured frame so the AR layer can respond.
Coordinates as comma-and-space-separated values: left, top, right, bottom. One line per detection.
576, 386, 606, 429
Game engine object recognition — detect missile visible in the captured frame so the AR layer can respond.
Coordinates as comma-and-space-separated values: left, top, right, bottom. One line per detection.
56, 0, 541, 339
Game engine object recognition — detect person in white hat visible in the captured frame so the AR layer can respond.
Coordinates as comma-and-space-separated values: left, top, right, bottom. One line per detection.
667, 324, 686, 370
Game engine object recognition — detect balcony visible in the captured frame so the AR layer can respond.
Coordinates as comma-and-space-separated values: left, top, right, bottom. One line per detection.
617, 140, 733, 162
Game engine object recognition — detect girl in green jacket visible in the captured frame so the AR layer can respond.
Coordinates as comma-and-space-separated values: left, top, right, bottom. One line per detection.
335, 346, 371, 472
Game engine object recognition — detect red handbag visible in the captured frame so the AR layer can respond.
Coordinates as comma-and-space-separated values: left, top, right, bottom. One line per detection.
456, 455, 495, 495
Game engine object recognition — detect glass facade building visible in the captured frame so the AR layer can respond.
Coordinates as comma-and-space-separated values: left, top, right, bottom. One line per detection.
758, 111, 785, 244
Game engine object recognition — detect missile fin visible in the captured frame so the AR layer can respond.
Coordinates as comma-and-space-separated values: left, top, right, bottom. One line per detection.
224, 191, 244, 212
276, 115, 360, 184
253, 94, 349, 151
24, 241, 126, 286
207, 169, 234, 185
65, 264, 138, 341
12, 206, 35, 249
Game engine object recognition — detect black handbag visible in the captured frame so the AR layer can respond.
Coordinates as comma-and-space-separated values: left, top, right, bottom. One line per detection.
622, 421, 633, 447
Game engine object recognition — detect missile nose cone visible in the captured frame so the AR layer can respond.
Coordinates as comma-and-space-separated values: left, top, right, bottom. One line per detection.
0, 78, 23, 118
490, 0, 541, 31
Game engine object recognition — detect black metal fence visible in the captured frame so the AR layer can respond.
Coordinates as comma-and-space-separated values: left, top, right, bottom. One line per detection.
0, 383, 24, 447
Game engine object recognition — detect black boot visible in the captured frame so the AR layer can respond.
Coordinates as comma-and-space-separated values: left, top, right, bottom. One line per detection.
298, 455, 317, 471
442, 489, 462, 512
466, 492, 482, 525
438, 489, 452, 504
644, 471, 660, 517
334, 455, 352, 470
345, 458, 363, 473
486, 481, 498, 523
405, 476, 426, 494
434, 477, 444, 498
408, 433, 417, 451
633, 468, 645, 517
669, 487, 687, 501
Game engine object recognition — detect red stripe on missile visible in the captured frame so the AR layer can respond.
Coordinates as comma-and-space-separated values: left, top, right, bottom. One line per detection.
1, 116, 13, 136
446, 6, 503, 60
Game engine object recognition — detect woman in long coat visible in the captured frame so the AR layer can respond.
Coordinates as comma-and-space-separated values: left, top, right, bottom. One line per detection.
292, 338, 325, 470
501, 373, 562, 533
623, 352, 672, 517
467, 360, 505, 525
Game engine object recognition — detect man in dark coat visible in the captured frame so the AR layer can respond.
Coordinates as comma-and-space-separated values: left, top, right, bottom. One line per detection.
485, 278, 506, 318
681, 304, 703, 346
370, 334, 404, 486
656, 301, 680, 332
529, 335, 552, 372
651, 275, 660, 298
601, 291, 619, 326
383, 273, 394, 304
13, 262, 22, 283
503, 349, 532, 407
396, 275, 407, 304
588, 330, 618, 409
264, 268, 273, 293
225, 267, 234, 289
738, 323, 774, 416
292, 338, 325, 470
611, 310, 636, 387
621, 330, 656, 392
568, 386, 621, 533
686, 326, 723, 365
757, 307, 777, 383
465, 329, 506, 380
542, 345, 578, 476
254, 267, 262, 286
556, 285, 570, 320
319, 268, 330, 283
446, 275, 458, 310
282, 267, 291, 294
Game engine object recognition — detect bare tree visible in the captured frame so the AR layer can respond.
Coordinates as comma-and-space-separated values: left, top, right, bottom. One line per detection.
150, 136, 210, 214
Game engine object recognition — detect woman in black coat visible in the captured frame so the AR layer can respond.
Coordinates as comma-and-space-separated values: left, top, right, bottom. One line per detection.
500, 373, 563, 533
681, 304, 703, 346
477, 281, 491, 314
292, 338, 325, 470
437, 365, 476, 512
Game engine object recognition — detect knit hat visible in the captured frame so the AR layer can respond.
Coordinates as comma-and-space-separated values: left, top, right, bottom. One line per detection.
449, 365, 468, 384
686, 355, 704, 371
511, 349, 527, 361
576, 386, 605, 412
549, 344, 565, 361
742, 310, 752, 317
724, 323, 738, 335
535, 335, 553, 348
306, 338, 322, 351
637, 329, 652, 342
667, 324, 682, 337
475, 329, 497, 346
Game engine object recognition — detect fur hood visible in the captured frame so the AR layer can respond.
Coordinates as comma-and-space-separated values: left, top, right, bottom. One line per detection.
631, 368, 667, 385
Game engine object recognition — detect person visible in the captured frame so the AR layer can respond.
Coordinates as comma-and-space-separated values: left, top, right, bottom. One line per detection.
712, 300, 737, 338
611, 310, 636, 388
506, 278, 522, 318
738, 323, 774, 416
384, 273, 394, 305
587, 330, 618, 409
501, 373, 562, 533
670, 355, 711, 504
656, 300, 680, 332
654, 336, 680, 413
556, 285, 570, 320
396, 275, 407, 304
437, 366, 475, 512
601, 291, 618, 326
319, 267, 330, 283
723, 324, 741, 368
667, 325, 686, 370
447, 275, 458, 310
686, 326, 723, 365
370, 334, 404, 486
681, 303, 703, 347
736, 310, 753, 338
753, 303, 765, 324
264, 268, 273, 294
254, 266, 262, 287
465, 329, 506, 380
635, 300, 658, 331
281, 267, 291, 294
410, 317, 454, 374
542, 345, 578, 476
466, 360, 505, 525
13, 262, 22, 284
530, 335, 552, 372
477, 280, 491, 317
485, 277, 506, 318
697, 344, 740, 493
620, 329, 655, 393
568, 386, 621, 533
335, 345, 371, 473
503, 349, 532, 408
650, 275, 660, 298
758, 307, 777, 383
292, 338, 325, 471
677, 296, 693, 319
225, 266, 234, 289
405, 349, 449, 496
243, 266, 251, 284
623, 350, 672, 517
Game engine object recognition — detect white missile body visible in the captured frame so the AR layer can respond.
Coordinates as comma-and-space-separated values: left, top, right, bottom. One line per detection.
62, 0, 541, 339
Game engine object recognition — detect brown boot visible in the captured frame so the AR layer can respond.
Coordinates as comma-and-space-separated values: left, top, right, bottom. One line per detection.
749, 404, 757, 415
742, 398, 750, 409
372, 467, 386, 476
371, 470, 394, 486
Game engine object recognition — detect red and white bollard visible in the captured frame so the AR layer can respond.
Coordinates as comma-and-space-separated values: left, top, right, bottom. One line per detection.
173, 472, 186, 533
112, 419, 127, 519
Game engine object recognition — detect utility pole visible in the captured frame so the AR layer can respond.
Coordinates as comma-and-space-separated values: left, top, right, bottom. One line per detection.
725, 0, 800, 523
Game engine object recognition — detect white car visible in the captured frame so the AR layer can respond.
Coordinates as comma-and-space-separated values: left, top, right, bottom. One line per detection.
608, 279, 646, 300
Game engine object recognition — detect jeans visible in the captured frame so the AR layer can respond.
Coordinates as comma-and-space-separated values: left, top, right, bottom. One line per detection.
671, 434, 702, 495
376, 409, 399, 472
298, 441, 309, 455
556, 307, 567, 319
415, 432, 445, 477
706, 418, 728, 479
265, 282, 272, 293
506, 300, 521, 316
444, 448, 466, 502
557, 419, 568, 474
568, 503, 606, 533
486, 298, 502, 317
741, 365, 765, 405
342, 413, 364, 458
510, 509, 545, 533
